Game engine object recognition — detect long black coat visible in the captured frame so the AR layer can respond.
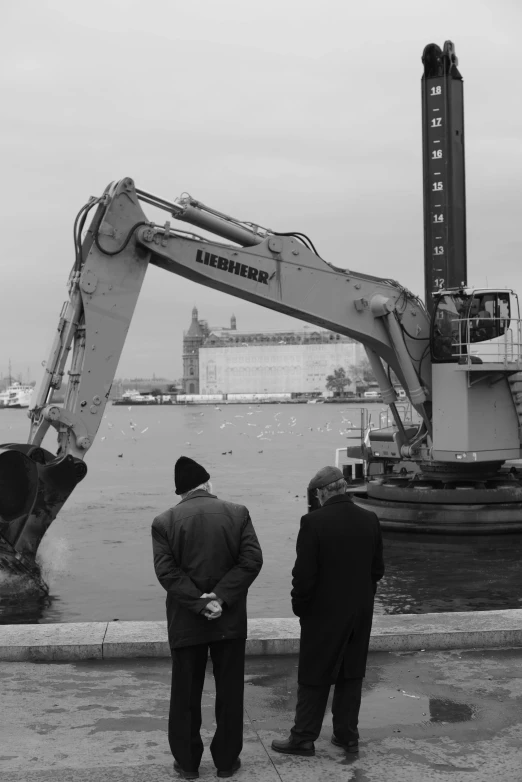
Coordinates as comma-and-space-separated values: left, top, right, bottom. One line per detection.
291, 494, 384, 685
151, 490, 263, 649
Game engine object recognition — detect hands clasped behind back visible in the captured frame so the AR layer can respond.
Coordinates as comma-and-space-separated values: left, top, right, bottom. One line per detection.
201, 592, 223, 620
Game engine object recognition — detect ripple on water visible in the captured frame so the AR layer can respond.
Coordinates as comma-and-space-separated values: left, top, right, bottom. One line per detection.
3, 404, 522, 622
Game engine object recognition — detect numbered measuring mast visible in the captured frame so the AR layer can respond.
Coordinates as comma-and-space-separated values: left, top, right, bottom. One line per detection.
421, 40, 467, 316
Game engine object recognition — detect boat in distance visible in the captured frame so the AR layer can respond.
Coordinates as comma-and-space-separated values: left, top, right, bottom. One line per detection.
0, 382, 34, 409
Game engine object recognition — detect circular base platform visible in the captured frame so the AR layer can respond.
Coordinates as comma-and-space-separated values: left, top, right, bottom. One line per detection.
353, 491, 522, 534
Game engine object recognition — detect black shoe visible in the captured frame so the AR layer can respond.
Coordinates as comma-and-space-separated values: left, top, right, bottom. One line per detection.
217, 757, 241, 777
331, 734, 359, 753
173, 760, 199, 779
271, 737, 315, 756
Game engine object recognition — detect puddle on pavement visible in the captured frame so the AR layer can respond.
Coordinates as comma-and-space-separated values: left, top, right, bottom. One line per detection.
348, 688, 475, 729
429, 698, 474, 723
87, 716, 167, 733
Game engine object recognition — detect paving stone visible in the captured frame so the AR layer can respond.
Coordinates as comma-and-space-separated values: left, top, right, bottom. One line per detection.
0, 622, 107, 661
103, 621, 169, 658
2, 611, 522, 662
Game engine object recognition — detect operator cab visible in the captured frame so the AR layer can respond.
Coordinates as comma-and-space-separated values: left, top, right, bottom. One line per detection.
431, 288, 521, 364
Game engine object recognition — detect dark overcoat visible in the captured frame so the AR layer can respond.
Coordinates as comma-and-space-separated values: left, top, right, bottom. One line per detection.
291, 494, 384, 685
151, 489, 263, 649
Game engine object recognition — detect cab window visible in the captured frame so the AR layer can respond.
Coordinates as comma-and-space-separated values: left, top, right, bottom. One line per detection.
468, 293, 510, 344
431, 294, 469, 362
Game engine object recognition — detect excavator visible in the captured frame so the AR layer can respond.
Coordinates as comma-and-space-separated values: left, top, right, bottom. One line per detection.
1, 40, 522, 591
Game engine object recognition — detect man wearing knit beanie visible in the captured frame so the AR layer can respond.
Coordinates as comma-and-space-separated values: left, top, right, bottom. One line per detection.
151, 456, 263, 780
174, 456, 211, 496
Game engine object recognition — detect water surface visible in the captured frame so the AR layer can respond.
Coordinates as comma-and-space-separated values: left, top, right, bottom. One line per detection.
1, 403, 521, 623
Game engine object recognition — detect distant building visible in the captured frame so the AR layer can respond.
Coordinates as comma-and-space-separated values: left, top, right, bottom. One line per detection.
182, 307, 206, 394
182, 307, 236, 393
183, 308, 365, 395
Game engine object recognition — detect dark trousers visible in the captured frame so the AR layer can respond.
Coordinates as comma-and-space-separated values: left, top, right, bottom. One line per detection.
169, 638, 245, 771
291, 671, 363, 744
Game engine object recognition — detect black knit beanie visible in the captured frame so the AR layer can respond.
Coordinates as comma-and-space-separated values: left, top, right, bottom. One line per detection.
174, 456, 210, 495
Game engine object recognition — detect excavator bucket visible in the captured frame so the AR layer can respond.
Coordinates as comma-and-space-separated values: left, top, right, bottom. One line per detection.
0, 444, 87, 592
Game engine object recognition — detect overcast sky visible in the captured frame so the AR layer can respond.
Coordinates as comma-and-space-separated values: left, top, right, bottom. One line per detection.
1, 0, 520, 383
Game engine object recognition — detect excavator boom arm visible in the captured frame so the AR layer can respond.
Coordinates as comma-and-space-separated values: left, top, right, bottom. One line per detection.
28, 177, 432, 461
0, 177, 431, 578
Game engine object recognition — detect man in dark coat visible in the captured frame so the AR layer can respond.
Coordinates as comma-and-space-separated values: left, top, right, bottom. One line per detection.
272, 465, 384, 757
152, 456, 263, 779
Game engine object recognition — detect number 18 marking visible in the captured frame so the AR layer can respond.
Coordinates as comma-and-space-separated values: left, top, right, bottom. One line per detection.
431, 86, 442, 96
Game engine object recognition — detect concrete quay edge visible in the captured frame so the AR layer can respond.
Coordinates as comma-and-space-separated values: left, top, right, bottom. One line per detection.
1, 609, 522, 661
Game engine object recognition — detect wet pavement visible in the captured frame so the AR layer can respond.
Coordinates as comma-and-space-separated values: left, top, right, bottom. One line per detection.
1, 648, 521, 781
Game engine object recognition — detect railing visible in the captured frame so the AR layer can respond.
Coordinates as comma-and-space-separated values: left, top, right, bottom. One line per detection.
342, 405, 421, 444
378, 402, 421, 428
342, 407, 370, 442
448, 318, 522, 365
